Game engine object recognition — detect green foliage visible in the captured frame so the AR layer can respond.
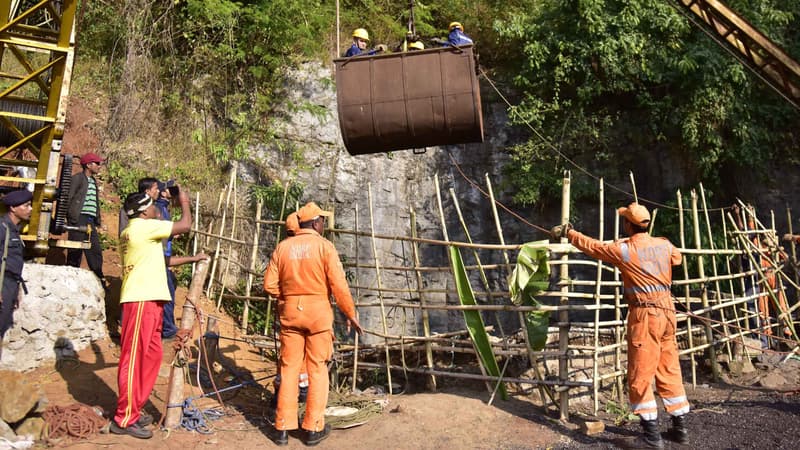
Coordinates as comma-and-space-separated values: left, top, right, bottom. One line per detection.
249, 182, 304, 219
494, 1, 800, 205
105, 162, 149, 198
508, 241, 551, 351
450, 246, 508, 400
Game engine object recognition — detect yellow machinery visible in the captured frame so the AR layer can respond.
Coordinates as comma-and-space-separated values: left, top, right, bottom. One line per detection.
0, 0, 77, 255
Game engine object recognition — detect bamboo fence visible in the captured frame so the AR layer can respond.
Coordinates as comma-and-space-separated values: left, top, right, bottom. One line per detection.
193, 172, 800, 419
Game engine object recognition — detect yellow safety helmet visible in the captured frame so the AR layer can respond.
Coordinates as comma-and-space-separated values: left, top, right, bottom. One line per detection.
352, 28, 370, 41
409, 41, 425, 50
449, 22, 463, 31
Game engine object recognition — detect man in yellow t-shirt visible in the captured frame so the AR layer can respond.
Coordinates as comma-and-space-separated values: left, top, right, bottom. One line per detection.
111, 188, 193, 439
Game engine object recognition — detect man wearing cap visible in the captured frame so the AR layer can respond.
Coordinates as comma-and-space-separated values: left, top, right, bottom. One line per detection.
263, 202, 362, 446
112, 188, 192, 439
0, 190, 32, 360
551, 202, 688, 449
66, 152, 105, 281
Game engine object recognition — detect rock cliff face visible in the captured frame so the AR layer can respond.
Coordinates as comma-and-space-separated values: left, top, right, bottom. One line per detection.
240, 62, 533, 341
0, 264, 106, 372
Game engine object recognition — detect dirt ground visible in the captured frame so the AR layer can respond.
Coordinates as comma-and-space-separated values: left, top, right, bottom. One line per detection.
33, 98, 800, 449
31, 259, 800, 450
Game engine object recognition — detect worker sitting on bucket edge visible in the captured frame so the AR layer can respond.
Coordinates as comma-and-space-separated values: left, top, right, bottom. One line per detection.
446, 22, 473, 46
344, 28, 387, 57
551, 202, 689, 449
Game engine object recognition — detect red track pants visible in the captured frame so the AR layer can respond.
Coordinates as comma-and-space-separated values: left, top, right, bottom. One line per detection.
114, 301, 164, 427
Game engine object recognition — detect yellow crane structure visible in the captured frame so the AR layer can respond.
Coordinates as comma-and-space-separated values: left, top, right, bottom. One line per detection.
0, 0, 77, 255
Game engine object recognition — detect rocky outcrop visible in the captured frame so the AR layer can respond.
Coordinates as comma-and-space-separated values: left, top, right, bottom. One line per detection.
240, 62, 531, 341
0, 264, 106, 372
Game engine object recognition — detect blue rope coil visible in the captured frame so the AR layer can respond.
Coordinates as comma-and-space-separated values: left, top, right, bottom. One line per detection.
179, 399, 224, 434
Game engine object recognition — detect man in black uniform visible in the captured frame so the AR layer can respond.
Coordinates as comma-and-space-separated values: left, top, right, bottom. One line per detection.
0, 189, 32, 360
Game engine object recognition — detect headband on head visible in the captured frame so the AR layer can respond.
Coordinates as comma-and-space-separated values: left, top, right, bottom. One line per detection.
125, 194, 154, 218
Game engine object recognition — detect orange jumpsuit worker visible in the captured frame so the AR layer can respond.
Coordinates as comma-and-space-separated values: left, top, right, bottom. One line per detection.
271, 211, 309, 408
551, 202, 689, 449
264, 202, 362, 447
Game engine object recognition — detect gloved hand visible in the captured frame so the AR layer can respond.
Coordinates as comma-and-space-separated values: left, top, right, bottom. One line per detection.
431, 37, 447, 45
375, 44, 388, 52
550, 223, 573, 240
783, 233, 796, 242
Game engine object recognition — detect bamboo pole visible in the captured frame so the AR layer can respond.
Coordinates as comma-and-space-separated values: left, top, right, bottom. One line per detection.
591, 178, 603, 414
411, 207, 436, 391
354, 362, 593, 387
242, 201, 262, 333
721, 208, 751, 362
787, 207, 799, 290
205, 191, 224, 248
629, 171, 638, 203
699, 183, 732, 361
367, 183, 392, 394
612, 208, 624, 405
352, 203, 361, 391
207, 170, 236, 298
217, 171, 238, 310
165, 258, 211, 428
677, 190, 696, 387
558, 170, 571, 420
691, 190, 719, 381
192, 192, 200, 277
448, 187, 506, 341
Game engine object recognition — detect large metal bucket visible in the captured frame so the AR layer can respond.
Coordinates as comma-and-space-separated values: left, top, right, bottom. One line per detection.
334, 45, 484, 155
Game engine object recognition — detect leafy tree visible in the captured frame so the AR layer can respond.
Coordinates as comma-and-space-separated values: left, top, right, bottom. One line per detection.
493, 0, 800, 206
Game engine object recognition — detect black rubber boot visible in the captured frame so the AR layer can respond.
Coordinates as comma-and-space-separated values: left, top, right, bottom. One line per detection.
638, 419, 664, 449
298, 386, 308, 403
666, 414, 688, 443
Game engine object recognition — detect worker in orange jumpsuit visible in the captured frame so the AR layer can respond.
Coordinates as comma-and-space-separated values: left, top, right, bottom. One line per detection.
264, 202, 362, 446
552, 202, 689, 449
270, 211, 310, 409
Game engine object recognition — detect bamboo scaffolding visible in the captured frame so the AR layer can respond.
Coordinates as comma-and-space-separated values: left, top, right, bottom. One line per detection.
699, 183, 732, 361
242, 201, 262, 333
196, 177, 800, 419
207, 170, 235, 299
216, 173, 238, 310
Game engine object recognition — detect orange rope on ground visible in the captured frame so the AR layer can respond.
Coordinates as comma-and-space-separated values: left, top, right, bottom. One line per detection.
42, 403, 107, 441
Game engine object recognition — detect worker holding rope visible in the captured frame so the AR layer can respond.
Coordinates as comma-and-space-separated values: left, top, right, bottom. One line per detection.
264, 202, 362, 446
551, 202, 689, 449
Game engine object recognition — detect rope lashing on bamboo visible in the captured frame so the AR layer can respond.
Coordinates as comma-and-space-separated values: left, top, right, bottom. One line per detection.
42, 403, 107, 441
